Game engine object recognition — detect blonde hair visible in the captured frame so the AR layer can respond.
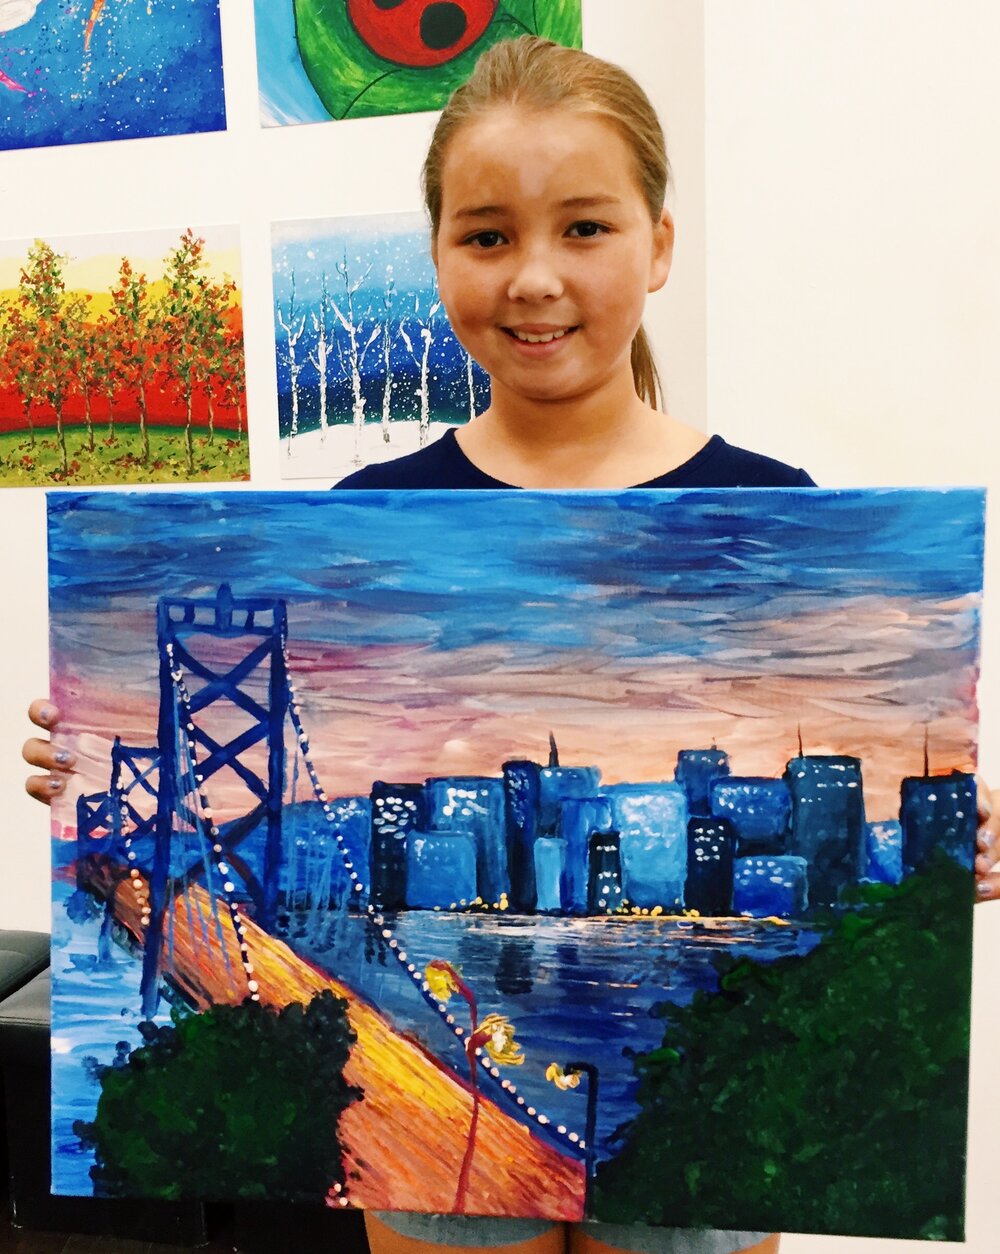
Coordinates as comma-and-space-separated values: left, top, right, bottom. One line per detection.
422, 36, 669, 410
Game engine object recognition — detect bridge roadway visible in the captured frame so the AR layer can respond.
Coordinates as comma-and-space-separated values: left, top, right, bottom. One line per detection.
79, 860, 586, 1217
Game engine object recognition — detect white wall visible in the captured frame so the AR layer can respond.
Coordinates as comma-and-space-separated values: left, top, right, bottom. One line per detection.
0, 1, 996, 1248
704, 4, 1000, 1252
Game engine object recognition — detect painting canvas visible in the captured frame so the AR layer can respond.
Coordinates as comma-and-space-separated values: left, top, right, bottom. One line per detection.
273, 212, 488, 479
49, 487, 984, 1240
254, 0, 583, 126
0, 226, 248, 486
0, 0, 225, 151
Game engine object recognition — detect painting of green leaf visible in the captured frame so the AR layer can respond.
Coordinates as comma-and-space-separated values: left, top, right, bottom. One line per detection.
254, 0, 583, 126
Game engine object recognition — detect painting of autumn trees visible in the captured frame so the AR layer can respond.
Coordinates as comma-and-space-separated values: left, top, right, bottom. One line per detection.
0, 228, 248, 486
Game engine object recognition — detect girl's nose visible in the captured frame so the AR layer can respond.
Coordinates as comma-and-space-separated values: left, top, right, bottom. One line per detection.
506, 250, 564, 303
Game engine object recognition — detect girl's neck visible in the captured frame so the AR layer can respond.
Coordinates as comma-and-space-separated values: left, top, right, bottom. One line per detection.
455, 378, 708, 489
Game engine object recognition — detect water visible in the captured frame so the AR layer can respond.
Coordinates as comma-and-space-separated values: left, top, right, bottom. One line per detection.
51, 852, 819, 1192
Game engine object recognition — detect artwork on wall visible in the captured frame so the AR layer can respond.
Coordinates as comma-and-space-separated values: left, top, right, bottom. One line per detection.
0, 0, 226, 152
254, 0, 583, 126
0, 226, 248, 487
272, 212, 488, 480
49, 487, 983, 1238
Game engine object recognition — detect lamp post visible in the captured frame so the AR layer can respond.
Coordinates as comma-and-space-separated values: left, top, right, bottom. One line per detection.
546, 1059, 599, 1219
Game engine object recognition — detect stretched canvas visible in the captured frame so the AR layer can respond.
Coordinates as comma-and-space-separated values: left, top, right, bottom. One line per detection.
0, 226, 248, 486
273, 213, 488, 479
254, 0, 582, 126
0, 0, 225, 151
49, 487, 984, 1239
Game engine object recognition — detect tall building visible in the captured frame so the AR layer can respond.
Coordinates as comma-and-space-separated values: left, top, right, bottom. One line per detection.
406, 830, 477, 910
784, 755, 865, 907
733, 855, 809, 918
685, 816, 736, 915
534, 836, 568, 913
604, 782, 688, 910
503, 760, 602, 911
369, 781, 426, 910
710, 777, 791, 855
865, 819, 904, 885
900, 770, 977, 872
425, 775, 509, 903
588, 828, 624, 914
557, 796, 614, 915
675, 747, 731, 815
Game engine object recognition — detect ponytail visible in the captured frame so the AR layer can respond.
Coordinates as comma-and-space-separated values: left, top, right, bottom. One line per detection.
630, 325, 662, 410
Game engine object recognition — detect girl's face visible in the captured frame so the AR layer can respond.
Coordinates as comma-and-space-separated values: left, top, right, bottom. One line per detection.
433, 105, 672, 411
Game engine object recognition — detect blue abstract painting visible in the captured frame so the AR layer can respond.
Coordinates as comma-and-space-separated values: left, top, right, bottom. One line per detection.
0, 0, 226, 152
48, 487, 983, 1238
272, 212, 489, 480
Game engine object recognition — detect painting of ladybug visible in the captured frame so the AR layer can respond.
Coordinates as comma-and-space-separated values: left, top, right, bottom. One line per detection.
254, 0, 582, 126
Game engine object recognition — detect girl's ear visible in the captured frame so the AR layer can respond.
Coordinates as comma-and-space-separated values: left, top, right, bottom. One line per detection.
648, 209, 674, 294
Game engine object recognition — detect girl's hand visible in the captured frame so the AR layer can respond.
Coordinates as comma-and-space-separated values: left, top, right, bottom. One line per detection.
975, 776, 1000, 902
22, 699, 74, 804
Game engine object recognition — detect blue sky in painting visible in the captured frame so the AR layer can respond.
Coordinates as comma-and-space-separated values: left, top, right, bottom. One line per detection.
47, 488, 985, 816
0, 0, 226, 151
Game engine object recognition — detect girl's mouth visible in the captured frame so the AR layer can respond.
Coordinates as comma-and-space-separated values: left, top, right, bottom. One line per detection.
503, 326, 578, 344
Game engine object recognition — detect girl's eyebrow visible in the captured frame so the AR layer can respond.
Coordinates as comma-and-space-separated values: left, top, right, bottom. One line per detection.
453, 194, 623, 220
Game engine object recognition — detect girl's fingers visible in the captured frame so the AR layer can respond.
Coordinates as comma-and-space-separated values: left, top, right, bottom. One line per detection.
28, 698, 60, 730
25, 772, 66, 805
976, 872, 1000, 902
21, 736, 75, 773
974, 777, 999, 902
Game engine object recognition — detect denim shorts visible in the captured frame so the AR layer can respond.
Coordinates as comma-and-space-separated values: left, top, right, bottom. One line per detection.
373, 1212, 770, 1254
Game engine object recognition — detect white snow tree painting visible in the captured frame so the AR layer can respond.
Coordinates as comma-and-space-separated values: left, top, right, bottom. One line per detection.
271, 212, 490, 481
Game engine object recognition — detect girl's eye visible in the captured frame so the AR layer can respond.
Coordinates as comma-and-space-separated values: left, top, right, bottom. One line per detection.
465, 230, 505, 249
567, 221, 609, 239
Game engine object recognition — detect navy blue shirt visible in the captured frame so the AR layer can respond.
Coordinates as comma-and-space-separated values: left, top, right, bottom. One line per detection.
336, 428, 814, 490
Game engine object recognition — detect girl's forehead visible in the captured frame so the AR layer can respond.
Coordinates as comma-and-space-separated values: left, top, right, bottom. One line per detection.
440, 106, 640, 207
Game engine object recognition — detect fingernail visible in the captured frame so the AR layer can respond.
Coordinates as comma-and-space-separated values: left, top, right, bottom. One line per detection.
47, 777, 64, 793
54, 750, 74, 767
976, 881, 993, 898
39, 705, 54, 724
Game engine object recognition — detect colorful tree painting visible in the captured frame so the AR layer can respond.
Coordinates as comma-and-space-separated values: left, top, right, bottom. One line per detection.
273, 212, 489, 480
0, 0, 225, 151
254, 0, 583, 126
0, 227, 248, 486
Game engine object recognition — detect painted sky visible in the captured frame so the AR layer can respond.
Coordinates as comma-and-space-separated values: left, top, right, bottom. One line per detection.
1, 225, 240, 314
48, 488, 985, 827
0, 0, 225, 151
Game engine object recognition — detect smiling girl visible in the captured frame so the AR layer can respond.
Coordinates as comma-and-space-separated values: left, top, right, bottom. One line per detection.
23, 32, 999, 1254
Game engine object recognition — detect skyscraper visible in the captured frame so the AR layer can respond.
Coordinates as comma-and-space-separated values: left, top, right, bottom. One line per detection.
686, 816, 736, 915
900, 770, 977, 872
675, 747, 731, 815
710, 777, 791, 855
784, 755, 865, 906
605, 782, 688, 909
425, 775, 509, 903
369, 781, 426, 910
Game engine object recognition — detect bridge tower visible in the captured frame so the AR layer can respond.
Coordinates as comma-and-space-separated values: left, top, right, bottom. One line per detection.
142, 583, 289, 1018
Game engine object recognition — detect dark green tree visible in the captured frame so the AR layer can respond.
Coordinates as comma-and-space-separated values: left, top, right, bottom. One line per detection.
76, 991, 361, 1203
595, 860, 973, 1241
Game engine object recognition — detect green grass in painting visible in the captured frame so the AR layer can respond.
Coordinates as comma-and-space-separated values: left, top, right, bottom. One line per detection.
594, 858, 973, 1240
75, 992, 361, 1202
295, 0, 583, 120
0, 426, 249, 487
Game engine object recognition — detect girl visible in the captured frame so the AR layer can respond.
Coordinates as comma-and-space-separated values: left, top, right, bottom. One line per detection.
24, 34, 999, 1254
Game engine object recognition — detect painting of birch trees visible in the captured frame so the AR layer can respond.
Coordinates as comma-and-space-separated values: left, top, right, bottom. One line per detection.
0, 226, 248, 486
272, 213, 489, 481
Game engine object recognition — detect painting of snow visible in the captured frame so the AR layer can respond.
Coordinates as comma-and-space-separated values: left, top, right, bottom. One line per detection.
272, 212, 489, 481
49, 486, 983, 1239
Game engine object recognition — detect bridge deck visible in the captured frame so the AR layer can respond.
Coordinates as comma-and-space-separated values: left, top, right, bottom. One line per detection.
81, 861, 585, 1217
